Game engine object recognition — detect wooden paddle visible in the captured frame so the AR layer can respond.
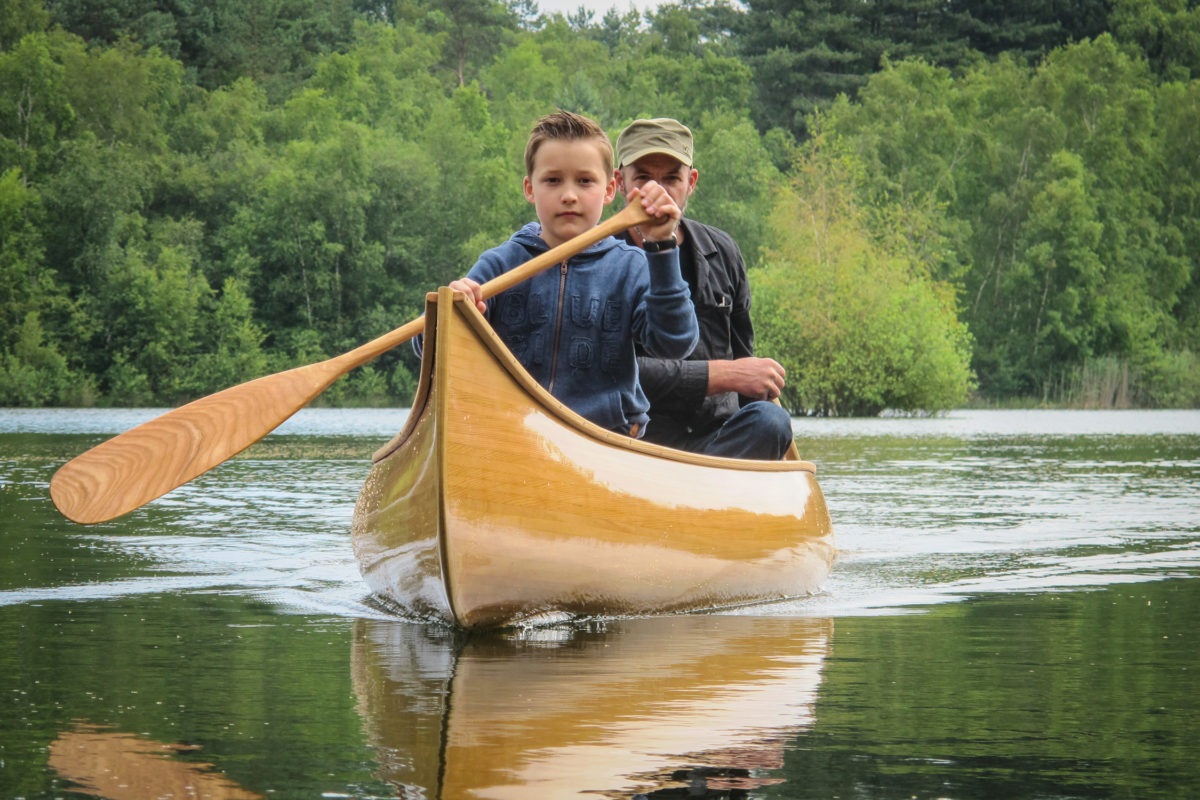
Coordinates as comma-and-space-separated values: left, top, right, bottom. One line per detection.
50, 201, 654, 524
775, 398, 802, 461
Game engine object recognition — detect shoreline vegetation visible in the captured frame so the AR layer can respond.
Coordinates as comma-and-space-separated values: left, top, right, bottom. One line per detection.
2, 0, 1198, 415
967, 354, 1200, 411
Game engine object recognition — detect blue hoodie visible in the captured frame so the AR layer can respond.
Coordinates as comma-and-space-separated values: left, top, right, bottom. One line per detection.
465, 222, 698, 435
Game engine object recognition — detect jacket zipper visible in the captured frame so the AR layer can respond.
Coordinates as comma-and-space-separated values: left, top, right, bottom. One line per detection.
547, 260, 568, 394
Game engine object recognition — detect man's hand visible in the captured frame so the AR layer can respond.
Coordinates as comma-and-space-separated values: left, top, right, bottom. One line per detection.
448, 277, 487, 314
631, 182, 681, 242
708, 357, 786, 401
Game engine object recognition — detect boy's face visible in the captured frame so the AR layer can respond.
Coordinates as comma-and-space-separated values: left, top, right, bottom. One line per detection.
523, 139, 616, 249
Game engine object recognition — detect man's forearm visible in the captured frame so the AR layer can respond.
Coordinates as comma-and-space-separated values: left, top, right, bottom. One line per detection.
637, 356, 708, 410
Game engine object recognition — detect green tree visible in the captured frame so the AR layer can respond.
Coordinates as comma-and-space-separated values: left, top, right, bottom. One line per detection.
0, 168, 46, 334
686, 111, 781, 269
0, 0, 50, 50
735, 0, 873, 135
89, 216, 212, 403
1156, 79, 1200, 353
817, 59, 971, 284
44, 0, 185, 57
479, 37, 562, 130
752, 138, 973, 416
1035, 38, 1182, 369
586, 7, 641, 53
735, 0, 1111, 138
48, 0, 361, 98
420, 0, 517, 87
991, 151, 1105, 390
0, 167, 83, 405
948, 0, 1110, 62
0, 311, 76, 404
819, 39, 1195, 401
0, 30, 76, 181
185, 276, 269, 393
864, 0, 975, 66
1110, 0, 1200, 81
647, 4, 702, 55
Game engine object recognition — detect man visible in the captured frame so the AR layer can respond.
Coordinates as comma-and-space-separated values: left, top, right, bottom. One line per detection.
615, 118, 794, 460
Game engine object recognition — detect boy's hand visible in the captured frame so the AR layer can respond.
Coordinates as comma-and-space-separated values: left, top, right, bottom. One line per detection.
449, 277, 487, 314
631, 182, 681, 242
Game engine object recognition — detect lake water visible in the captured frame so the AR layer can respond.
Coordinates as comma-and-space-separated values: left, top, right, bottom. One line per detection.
1, 408, 1198, 799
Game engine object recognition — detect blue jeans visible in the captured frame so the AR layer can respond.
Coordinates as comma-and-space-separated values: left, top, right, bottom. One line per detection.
687, 401, 795, 460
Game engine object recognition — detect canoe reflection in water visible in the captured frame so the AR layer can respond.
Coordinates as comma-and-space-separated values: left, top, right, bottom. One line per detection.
48, 722, 261, 800
351, 614, 832, 799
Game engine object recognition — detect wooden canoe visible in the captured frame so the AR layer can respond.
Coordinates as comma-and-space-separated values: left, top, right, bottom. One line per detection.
351, 287, 835, 628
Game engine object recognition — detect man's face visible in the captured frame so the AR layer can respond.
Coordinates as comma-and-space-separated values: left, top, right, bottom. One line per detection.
618, 153, 698, 216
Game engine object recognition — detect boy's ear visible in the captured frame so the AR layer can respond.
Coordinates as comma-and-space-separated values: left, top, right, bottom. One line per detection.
604, 174, 617, 205
523, 175, 535, 204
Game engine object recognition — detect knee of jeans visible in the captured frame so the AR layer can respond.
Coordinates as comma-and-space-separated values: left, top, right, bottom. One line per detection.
744, 401, 794, 440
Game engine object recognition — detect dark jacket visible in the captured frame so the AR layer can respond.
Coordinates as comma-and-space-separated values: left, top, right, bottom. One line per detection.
633, 218, 753, 443
465, 222, 698, 435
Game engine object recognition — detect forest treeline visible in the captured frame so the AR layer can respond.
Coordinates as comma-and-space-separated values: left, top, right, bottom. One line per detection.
1, 0, 1198, 413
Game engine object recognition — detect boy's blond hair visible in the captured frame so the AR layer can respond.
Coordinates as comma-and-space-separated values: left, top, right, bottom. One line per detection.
523, 111, 614, 177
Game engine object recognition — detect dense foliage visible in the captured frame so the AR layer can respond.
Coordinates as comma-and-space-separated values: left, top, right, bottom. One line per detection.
1, 0, 1197, 412
752, 136, 974, 415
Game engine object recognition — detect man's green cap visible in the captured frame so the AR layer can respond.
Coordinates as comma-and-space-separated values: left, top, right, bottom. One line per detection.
616, 118, 693, 168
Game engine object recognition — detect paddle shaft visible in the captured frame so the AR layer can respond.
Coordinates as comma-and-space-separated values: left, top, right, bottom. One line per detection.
338, 201, 655, 367
50, 202, 654, 524
774, 397, 802, 461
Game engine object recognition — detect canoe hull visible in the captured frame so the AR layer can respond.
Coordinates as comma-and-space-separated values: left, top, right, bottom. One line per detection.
352, 289, 834, 628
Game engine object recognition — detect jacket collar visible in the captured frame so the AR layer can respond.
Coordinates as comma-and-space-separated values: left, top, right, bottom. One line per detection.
678, 217, 717, 259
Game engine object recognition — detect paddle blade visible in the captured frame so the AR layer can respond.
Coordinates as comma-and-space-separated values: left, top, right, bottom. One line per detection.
50, 361, 341, 524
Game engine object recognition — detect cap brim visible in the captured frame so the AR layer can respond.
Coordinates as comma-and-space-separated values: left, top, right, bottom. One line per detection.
619, 146, 692, 168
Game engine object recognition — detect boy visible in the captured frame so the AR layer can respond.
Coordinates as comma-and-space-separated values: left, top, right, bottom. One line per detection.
447, 111, 698, 437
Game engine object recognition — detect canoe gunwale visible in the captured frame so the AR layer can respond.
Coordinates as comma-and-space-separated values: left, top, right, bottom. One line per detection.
371, 299, 438, 463
373, 290, 816, 474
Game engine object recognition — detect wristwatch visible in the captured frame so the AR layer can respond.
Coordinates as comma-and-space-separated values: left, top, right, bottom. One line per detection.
642, 233, 678, 252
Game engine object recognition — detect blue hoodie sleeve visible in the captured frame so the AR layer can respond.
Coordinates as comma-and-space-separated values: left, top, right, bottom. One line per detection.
634, 248, 699, 359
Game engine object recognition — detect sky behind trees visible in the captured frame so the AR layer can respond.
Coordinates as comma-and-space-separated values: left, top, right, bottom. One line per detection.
537, 0, 662, 16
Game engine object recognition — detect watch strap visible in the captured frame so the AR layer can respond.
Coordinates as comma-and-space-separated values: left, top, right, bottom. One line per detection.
642, 233, 678, 252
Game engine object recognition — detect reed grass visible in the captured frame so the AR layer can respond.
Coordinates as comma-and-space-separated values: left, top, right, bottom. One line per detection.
968, 352, 1200, 409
